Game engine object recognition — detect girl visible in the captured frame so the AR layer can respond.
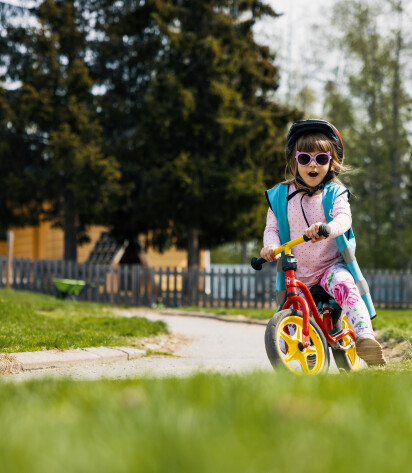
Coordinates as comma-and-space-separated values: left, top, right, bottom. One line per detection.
261, 119, 386, 366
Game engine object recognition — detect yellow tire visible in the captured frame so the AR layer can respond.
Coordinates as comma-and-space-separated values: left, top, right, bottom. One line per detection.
265, 309, 329, 375
332, 314, 365, 371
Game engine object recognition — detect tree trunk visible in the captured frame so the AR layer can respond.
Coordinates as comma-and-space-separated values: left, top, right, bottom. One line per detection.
407, 252, 412, 271
390, 6, 403, 268
64, 190, 77, 262
240, 242, 247, 265
187, 228, 200, 268
119, 238, 151, 267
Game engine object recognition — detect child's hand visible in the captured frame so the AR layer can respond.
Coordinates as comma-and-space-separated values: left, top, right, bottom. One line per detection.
260, 245, 281, 262
305, 222, 327, 243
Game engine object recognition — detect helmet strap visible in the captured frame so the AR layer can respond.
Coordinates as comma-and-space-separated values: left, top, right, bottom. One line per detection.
286, 169, 338, 227
287, 170, 337, 201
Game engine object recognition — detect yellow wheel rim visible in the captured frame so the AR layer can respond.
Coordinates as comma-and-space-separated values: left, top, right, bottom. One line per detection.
275, 315, 326, 375
339, 314, 363, 371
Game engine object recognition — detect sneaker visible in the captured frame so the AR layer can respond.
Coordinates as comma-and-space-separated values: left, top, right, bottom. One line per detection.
355, 335, 387, 366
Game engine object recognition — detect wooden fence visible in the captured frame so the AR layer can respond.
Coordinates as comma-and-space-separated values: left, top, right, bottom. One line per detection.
0, 257, 411, 309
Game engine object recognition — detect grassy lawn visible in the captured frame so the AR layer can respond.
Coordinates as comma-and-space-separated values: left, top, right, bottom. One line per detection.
0, 370, 412, 473
373, 310, 412, 343
0, 289, 167, 353
1, 292, 412, 472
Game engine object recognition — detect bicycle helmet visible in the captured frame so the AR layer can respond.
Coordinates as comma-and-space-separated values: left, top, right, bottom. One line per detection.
286, 119, 344, 163
285, 119, 344, 199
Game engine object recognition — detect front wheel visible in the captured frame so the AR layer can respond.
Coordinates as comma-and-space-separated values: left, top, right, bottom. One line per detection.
332, 314, 365, 371
265, 309, 330, 375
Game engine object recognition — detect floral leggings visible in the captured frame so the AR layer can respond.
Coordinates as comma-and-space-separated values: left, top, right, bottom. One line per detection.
319, 263, 374, 337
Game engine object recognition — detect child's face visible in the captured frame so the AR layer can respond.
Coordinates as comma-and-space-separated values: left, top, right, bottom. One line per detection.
296, 149, 334, 189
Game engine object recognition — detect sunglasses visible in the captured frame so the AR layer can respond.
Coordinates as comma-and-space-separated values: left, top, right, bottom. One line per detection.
295, 151, 332, 166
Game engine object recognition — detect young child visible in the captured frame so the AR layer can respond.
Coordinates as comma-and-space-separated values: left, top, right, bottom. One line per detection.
261, 119, 386, 366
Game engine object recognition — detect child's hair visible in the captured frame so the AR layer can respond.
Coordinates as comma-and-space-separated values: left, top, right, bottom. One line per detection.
283, 132, 351, 191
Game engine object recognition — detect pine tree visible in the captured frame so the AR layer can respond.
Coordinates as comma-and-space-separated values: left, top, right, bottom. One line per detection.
94, 0, 297, 266
0, 0, 122, 261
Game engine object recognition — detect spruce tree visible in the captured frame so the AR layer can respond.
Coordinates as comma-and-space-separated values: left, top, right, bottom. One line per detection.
0, 0, 122, 261
94, 0, 297, 266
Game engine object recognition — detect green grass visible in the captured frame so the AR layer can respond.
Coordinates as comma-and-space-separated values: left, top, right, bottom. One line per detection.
1, 370, 412, 473
1, 293, 412, 472
0, 288, 120, 316
0, 289, 167, 353
372, 309, 412, 343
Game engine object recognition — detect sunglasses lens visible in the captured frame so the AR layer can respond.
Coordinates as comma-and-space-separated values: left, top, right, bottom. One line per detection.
316, 154, 330, 165
297, 154, 311, 165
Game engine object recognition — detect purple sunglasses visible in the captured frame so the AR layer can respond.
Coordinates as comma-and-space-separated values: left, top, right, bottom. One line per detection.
295, 151, 332, 166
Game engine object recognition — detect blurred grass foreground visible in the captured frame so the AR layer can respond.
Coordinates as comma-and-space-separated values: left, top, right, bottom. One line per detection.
0, 289, 167, 352
1, 371, 412, 473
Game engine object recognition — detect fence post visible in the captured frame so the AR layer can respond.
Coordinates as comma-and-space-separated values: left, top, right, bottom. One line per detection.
384, 269, 389, 309
224, 268, 229, 308
115, 265, 120, 305
6, 230, 14, 289
131, 265, 137, 306
109, 265, 114, 304
166, 267, 170, 307
181, 268, 186, 307
123, 264, 129, 304
95, 264, 101, 303
37, 260, 42, 293
209, 268, 215, 308
150, 267, 156, 307
158, 267, 163, 307
202, 268, 207, 309
173, 267, 178, 307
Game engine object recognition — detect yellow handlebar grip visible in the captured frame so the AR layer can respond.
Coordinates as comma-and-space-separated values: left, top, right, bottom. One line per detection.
288, 236, 306, 247
273, 235, 307, 257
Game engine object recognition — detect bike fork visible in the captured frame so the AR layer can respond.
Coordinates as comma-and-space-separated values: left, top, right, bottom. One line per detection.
283, 270, 311, 347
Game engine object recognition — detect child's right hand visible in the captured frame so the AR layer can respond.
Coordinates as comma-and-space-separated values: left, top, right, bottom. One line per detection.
260, 245, 281, 262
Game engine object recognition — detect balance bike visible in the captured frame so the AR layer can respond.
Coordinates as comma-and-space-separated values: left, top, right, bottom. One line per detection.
251, 227, 364, 375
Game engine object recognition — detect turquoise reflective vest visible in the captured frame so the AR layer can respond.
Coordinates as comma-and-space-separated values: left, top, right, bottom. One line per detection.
265, 182, 376, 319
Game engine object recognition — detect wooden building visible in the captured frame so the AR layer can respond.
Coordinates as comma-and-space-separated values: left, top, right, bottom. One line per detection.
0, 221, 201, 269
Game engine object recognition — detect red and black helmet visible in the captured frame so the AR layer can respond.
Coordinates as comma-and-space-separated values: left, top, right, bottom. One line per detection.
286, 119, 344, 163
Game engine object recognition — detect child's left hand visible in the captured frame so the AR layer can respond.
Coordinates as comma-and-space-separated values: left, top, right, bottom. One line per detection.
305, 222, 327, 243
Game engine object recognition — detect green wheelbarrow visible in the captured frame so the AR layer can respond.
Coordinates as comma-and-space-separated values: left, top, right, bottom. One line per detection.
53, 278, 93, 300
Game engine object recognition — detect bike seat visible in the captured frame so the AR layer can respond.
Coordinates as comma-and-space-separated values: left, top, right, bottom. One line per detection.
310, 285, 332, 305
310, 285, 343, 328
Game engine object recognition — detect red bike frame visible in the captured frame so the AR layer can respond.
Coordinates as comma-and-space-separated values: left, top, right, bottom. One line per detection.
282, 268, 356, 348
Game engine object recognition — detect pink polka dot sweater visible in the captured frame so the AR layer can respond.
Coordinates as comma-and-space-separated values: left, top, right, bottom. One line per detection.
263, 183, 352, 288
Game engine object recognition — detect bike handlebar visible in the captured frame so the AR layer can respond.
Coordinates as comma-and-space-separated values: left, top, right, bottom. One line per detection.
250, 256, 267, 271
251, 224, 331, 271
317, 223, 331, 238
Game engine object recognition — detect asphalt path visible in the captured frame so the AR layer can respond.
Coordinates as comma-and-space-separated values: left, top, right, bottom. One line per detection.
9, 311, 273, 381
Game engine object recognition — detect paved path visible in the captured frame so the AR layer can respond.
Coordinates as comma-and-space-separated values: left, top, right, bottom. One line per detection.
6, 311, 273, 381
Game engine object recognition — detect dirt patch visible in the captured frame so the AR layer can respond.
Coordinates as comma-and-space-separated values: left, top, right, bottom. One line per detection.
111, 308, 191, 355
377, 332, 411, 363
0, 354, 22, 374
136, 333, 191, 356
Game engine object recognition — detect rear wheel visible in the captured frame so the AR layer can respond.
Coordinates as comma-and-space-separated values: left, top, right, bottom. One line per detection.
265, 309, 330, 375
332, 314, 365, 371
